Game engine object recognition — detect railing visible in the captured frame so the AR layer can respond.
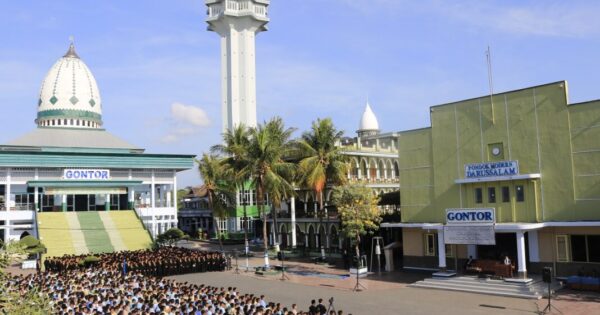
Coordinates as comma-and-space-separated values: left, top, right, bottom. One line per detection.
348, 177, 399, 184
207, 0, 268, 19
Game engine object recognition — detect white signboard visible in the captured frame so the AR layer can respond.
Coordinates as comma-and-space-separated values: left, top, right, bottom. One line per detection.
465, 160, 518, 178
444, 225, 496, 245
63, 169, 110, 180
446, 208, 495, 225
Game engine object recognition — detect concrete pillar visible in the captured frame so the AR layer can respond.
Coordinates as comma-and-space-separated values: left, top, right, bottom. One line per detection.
290, 196, 297, 248
467, 244, 478, 259
105, 194, 110, 211
528, 230, 540, 262
437, 230, 446, 270
173, 170, 177, 209
128, 188, 135, 210
305, 234, 309, 248
62, 194, 67, 212
151, 172, 156, 209
34, 187, 39, 212
5, 169, 10, 211
516, 231, 527, 278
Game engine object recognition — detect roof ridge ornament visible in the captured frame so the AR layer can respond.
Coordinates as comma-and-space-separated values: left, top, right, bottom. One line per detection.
63, 36, 79, 59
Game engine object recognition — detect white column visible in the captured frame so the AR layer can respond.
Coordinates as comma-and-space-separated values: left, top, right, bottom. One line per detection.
290, 196, 297, 248
528, 230, 540, 262
305, 234, 309, 247
5, 168, 11, 211
34, 188, 39, 212
467, 244, 478, 259
151, 170, 156, 208
437, 230, 446, 270
173, 171, 177, 209
159, 184, 165, 208
516, 231, 527, 278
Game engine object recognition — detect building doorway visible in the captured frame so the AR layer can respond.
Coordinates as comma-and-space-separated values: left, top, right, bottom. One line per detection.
75, 195, 88, 211
478, 233, 519, 264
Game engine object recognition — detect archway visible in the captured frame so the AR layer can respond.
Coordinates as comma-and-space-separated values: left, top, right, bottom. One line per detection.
20, 231, 31, 239
318, 225, 326, 248
308, 225, 315, 249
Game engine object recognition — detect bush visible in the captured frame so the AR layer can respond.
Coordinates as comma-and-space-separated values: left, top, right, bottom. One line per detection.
18, 236, 46, 255
80, 255, 100, 267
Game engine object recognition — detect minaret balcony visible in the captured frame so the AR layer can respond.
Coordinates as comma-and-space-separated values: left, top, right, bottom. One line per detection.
206, 0, 269, 22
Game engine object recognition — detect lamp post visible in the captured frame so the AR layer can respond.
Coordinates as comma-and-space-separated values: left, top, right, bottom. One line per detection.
241, 187, 250, 272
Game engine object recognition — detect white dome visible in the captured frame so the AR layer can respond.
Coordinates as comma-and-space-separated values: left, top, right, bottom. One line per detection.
358, 102, 379, 131
36, 43, 103, 129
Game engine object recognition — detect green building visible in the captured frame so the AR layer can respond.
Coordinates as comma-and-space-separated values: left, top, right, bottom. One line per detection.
0, 44, 194, 259
383, 81, 600, 278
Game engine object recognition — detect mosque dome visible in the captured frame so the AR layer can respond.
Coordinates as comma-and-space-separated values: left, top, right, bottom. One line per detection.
36, 43, 103, 129
357, 102, 380, 135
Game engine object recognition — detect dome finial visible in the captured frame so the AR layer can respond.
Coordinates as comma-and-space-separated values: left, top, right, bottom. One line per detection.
63, 36, 79, 58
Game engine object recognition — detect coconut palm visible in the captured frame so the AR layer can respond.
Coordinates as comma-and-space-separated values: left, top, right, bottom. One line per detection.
295, 118, 348, 249
241, 117, 296, 267
197, 153, 234, 252
211, 125, 252, 254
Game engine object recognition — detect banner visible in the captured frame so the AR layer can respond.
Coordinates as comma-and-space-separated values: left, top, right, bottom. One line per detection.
444, 225, 496, 245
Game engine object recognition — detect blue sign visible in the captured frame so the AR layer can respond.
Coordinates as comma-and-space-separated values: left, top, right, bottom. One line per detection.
446, 208, 495, 225
464, 160, 518, 178
63, 169, 110, 180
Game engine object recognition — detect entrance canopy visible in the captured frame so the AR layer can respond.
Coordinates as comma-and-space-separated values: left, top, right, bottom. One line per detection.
27, 180, 142, 195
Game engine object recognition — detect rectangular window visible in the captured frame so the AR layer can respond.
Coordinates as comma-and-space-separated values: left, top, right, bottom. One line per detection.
424, 233, 436, 256
515, 185, 525, 202
445, 244, 454, 257
502, 186, 510, 202
556, 235, 569, 262
488, 187, 496, 203
475, 188, 483, 204
570, 235, 587, 262
588, 235, 600, 263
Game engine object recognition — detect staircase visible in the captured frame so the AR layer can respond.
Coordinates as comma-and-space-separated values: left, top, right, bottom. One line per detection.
38, 210, 152, 258
410, 275, 561, 299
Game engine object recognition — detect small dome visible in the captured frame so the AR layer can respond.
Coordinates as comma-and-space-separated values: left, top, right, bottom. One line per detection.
36, 43, 103, 129
358, 102, 379, 132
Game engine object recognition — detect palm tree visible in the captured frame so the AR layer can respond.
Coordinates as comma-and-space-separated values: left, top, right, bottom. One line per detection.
197, 153, 234, 252
242, 117, 296, 267
295, 118, 348, 251
211, 125, 252, 256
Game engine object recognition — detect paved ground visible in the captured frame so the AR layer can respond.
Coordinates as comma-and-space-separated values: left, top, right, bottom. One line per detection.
170, 270, 539, 315
177, 240, 600, 314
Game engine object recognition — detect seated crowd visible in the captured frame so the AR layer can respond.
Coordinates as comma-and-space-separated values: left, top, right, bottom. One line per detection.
44, 247, 227, 276
5, 248, 347, 314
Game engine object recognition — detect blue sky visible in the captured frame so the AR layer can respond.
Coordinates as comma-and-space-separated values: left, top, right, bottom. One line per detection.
1, 0, 600, 186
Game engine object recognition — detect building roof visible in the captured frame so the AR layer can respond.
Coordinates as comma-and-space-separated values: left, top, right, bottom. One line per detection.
358, 102, 380, 131
4, 127, 141, 151
37, 43, 103, 128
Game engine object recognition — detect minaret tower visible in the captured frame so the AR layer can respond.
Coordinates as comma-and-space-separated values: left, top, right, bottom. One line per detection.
205, 0, 270, 132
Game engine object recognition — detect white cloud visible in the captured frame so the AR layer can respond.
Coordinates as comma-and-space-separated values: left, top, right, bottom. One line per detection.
170, 102, 211, 127
160, 102, 211, 143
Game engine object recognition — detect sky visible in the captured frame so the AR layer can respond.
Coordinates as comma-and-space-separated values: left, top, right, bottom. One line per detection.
1, 0, 600, 187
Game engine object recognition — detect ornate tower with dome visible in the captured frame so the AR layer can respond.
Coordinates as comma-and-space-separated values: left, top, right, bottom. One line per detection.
357, 102, 380, 137
36, 43, 103, 129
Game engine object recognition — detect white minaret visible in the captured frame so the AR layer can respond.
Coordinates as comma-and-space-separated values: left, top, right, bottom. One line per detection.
206, 0, 270, 132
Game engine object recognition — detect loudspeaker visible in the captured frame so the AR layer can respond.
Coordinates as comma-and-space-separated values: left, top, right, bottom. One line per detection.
542, 267, 552, 283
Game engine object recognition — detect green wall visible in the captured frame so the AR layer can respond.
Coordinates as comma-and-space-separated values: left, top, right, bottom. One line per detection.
401, 81, 600, 223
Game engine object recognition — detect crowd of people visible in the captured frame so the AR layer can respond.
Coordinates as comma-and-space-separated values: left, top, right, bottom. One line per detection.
44, 247, 227, 276
7, 269, 346, 314
4, 248, 350, 314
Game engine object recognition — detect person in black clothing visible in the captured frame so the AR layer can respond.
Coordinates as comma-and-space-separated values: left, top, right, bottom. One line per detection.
317, 298, 327, 314
309, 299, 319, 315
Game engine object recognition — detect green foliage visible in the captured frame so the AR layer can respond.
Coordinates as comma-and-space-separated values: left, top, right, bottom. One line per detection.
78, 255, 101, 267
155, 228, 187, 246
331, 185, 382, 253
18, 236, 46, 255
295, 118, 348, 210
0, 242, 51, 313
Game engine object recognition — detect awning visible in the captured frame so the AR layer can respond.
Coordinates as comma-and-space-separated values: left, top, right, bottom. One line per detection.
455, 173, 540, 184
27, 180, 142, 188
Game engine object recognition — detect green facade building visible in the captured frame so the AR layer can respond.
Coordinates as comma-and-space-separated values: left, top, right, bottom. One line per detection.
383, 81, 600, 278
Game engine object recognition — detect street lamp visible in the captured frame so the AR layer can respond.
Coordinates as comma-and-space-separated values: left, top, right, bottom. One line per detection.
241, 187, 250, 272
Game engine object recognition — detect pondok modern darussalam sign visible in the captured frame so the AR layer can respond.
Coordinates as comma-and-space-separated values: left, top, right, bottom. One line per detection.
464, 160, 519, 179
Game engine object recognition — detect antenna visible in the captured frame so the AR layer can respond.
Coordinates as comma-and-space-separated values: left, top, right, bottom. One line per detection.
486, 46, 495, 124
69, 35, 75, 45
